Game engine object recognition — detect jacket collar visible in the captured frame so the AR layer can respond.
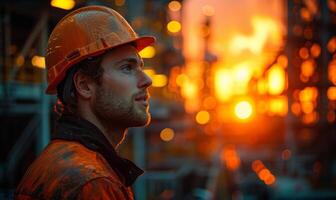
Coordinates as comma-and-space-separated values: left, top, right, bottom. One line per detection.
51, 113, 144, 187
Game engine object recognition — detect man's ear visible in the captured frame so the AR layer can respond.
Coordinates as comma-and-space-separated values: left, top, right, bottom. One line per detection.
73, 71, 95, 99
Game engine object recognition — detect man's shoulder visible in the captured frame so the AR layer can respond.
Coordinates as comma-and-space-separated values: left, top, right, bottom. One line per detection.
15, 140, 122, 199
40, 140, 116, 178
76, 177, 134, 200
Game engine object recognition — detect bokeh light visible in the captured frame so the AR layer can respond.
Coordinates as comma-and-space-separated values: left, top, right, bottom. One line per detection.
152, 74, 168, 87
234, 101, 253, 120
195, 110, 210, 125
327, 36, 336, 53
139, 46, 156, 58
160, 128, 175, 142
327, 86, 336, 100
168, 1, 181, 12
15, 55, 25, 67
31, 55, 45, 69
267, 64, 286, 95
167, 20, 182, 33
214, 68, 233, 102
50, 0, 75, 10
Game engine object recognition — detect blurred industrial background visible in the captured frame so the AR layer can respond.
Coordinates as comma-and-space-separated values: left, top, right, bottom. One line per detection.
1, 0, 336, 199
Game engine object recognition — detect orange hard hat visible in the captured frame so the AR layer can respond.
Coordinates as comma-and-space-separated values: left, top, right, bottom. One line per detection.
45, 5, 155, 94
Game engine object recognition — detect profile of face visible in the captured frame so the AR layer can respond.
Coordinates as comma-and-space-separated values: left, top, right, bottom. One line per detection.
91, 44, 152, 128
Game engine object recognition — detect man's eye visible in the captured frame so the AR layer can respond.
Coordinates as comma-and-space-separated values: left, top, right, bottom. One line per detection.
121, 65, 133, 72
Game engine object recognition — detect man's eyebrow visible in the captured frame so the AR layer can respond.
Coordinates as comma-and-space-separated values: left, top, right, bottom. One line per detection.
116, 58, 144, 68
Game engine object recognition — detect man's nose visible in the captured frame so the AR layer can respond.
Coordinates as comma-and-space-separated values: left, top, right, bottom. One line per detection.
138, 70, 153, 89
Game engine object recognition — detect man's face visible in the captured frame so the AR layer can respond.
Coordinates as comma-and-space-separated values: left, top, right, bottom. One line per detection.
91, 44, 152, 128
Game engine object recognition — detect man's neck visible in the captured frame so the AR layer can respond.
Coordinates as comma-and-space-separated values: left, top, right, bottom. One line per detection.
100, 122, 127, 149
78, 111, 126, 149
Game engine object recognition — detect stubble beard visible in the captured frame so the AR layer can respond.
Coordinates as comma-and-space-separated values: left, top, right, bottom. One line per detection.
93, 86, 151, 129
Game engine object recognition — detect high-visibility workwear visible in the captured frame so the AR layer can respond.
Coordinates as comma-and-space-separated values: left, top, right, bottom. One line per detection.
15, 114, 143, 199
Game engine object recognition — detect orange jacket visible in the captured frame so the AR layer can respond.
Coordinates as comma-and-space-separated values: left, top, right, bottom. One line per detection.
15, 114, 143, 200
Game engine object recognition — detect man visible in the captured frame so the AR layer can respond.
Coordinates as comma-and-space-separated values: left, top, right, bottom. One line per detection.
15, 5, 155, 199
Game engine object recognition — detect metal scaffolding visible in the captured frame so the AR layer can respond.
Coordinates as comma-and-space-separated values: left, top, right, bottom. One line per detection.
0, 9, 50, 186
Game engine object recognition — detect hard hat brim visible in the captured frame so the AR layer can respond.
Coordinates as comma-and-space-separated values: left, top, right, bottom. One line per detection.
45, 35, 155, 94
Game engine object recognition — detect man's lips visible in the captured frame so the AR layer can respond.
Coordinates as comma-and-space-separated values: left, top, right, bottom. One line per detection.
134, 93, 150, 106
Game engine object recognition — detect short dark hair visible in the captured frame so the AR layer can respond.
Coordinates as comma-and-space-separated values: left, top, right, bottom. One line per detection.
54, 56, 104, 116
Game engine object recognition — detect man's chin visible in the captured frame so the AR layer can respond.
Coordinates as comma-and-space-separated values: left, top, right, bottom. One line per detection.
143, 114, 151, 126
133, 113, 151, 127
